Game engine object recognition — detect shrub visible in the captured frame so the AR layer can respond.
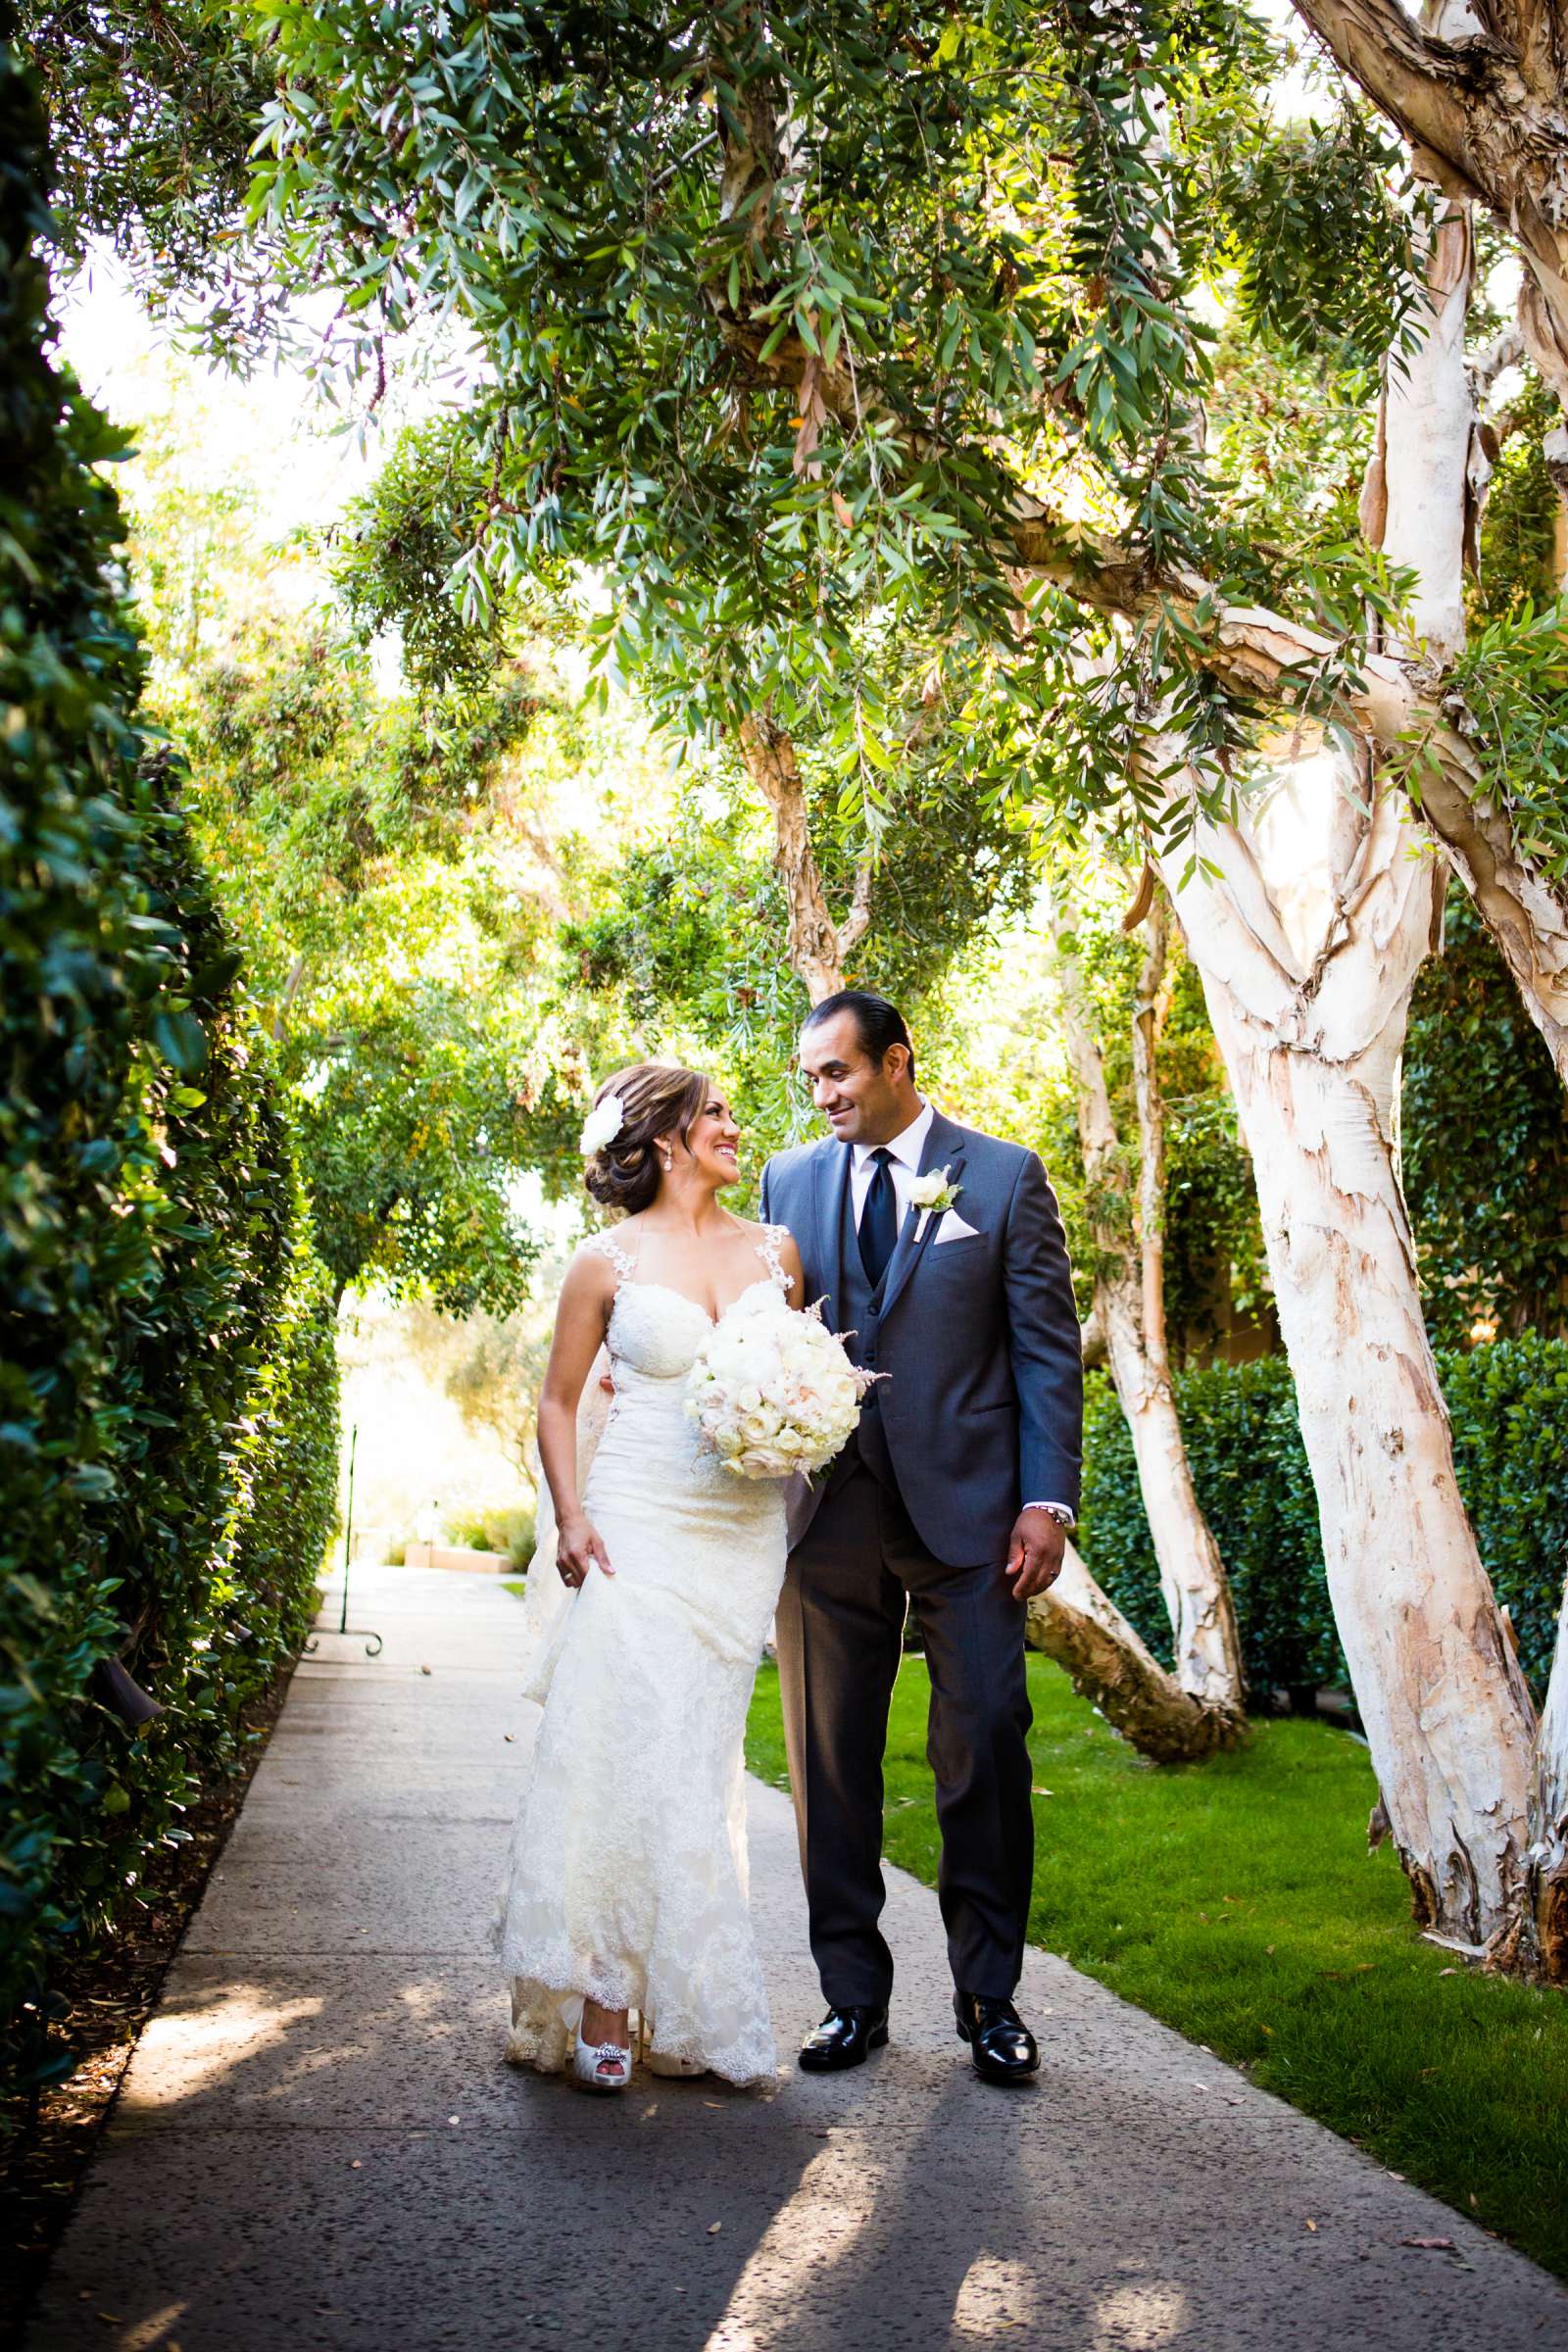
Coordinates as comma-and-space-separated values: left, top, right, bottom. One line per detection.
443, 1503, 536, 1568
0, 29, 339, 2101
1079, 1340, 1568, 1700
224, 1218, 341, 1677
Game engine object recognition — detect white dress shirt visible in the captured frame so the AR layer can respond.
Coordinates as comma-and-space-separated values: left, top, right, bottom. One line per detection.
850, 1101, 935, 1230
846, 1101, 1075, 1530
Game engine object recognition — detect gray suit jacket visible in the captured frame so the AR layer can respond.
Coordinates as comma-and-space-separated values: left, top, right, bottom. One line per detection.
759, 1108, 1083, 1569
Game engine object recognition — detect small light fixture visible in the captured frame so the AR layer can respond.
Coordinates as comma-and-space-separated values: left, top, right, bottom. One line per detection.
1468, 1313, 1498, 1346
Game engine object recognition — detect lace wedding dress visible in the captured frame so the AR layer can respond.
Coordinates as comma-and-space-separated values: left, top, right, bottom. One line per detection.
497, 1228, 793, 2087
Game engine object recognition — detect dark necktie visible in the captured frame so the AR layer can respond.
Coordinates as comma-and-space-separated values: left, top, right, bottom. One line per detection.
858, 1147, 898, 1290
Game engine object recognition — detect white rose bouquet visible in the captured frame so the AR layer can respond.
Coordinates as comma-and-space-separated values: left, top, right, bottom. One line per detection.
685, 1294, 873, 1481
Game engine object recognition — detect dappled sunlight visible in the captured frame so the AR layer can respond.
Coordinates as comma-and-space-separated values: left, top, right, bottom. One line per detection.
114, 2303, 190, 2351
1090, 2278, 1190, 2350
705, 2144, 877, 2347
127, 1986, 323, 2107
951, 2250, 1042, 2335
397, 1979, 454, 2017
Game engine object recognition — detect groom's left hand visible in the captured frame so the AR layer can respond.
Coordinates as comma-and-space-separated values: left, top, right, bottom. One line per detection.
1005, 1507, 1066, 1601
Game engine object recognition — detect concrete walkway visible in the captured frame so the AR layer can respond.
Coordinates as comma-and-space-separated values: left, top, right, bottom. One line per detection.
29, 1565, 1565, 2352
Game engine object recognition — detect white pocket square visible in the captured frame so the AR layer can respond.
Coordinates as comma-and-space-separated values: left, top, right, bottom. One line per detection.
934, 1209, 979, 1243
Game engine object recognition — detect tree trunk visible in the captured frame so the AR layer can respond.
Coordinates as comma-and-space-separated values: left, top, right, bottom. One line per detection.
1524, 1577, 1568, 1976
1155, 753, 1538, 1946
1143, 146, 1548, 1948
1363, 208, 1482, 662
736, 712, 870, 1004
1050, 886, 1248, 1727
1025, 1543, 1241, 1764
1404, 745, 1568, 1086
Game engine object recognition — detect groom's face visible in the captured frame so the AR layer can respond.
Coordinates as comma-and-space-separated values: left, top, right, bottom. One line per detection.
798, 1009, 913, 1146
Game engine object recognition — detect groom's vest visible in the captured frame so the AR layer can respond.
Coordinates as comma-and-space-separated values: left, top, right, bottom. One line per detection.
836, 1174, 897, 1492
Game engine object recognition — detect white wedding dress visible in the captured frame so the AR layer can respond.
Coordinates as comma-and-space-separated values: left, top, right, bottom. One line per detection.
497, 1227, 792, 2086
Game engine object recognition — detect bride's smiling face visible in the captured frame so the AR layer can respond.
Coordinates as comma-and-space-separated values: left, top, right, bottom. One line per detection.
668, 1092, 741, 1189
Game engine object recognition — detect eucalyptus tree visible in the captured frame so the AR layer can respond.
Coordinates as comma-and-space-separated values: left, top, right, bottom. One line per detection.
1289, 0, 1568, 414
1045, 867, 1248, 1740
1271, 0, 1568, 1081
1122, 7, 1552, 1967
244, 0, 1568, 1962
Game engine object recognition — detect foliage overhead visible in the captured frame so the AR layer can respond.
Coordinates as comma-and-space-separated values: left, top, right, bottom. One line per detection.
20, 0, 281, 325
244, 0, 1421, 842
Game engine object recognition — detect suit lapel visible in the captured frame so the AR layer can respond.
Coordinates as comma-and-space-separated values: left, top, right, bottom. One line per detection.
878, 1109, 968, 1325
811, 1138, 853, 1325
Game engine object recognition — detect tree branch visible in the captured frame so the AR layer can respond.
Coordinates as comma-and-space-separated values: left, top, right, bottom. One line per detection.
1289, 0, 1568, 402
737, 712, 865, 1003
1131, 889, 1174, 1375
716, 315, 1568, 1072
1026, 1544, 1242, 1763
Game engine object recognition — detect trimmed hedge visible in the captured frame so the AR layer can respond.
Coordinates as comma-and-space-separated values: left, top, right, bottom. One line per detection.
0, 25, 338, 2100
1079, 1340, 1568, 1700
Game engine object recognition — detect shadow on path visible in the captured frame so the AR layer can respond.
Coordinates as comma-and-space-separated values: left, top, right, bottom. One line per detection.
25, 1567, 1566, 2352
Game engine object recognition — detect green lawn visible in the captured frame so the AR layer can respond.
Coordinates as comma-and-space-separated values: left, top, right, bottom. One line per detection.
746, 1653, 1568, 2279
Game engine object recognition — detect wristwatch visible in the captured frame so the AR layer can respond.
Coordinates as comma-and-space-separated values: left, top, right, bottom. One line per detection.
1024, 1500, 1076, 1530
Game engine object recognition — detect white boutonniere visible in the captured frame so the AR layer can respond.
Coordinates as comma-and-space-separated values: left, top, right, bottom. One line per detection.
909, 1166, 961, 1241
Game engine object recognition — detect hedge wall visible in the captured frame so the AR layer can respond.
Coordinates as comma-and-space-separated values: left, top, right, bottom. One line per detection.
0, 23, 338, 2099
1078, 1340, 1568, 1700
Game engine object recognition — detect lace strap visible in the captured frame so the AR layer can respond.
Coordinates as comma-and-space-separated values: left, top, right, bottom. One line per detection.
582, 1230, 636, 1285
756, 1223, 796, 1295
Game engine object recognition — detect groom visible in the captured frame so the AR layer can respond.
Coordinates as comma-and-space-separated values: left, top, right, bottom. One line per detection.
759, 991, 1082, 2086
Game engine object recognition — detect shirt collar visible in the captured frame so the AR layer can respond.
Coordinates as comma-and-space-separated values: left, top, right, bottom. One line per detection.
854, 1100, 933, 1175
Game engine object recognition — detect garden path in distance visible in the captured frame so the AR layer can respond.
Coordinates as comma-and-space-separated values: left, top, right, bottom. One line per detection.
27, 1564, 1567, 2352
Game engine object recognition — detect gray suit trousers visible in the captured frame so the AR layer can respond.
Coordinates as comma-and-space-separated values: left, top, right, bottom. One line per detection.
773, 1459, 1034, 2008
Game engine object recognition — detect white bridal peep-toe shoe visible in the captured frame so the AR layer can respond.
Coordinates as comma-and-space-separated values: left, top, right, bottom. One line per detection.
572, 2026, 632, 2094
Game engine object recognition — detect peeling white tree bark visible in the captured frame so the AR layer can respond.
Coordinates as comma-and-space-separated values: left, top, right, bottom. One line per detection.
1025, 1542, 1242, 1764
1049, 885, 1248, 1729
1366, 209, 1485, 659
1527, 1579, 1568, 1977
1288, 0, 1568, 406
1156, 759, 1539, 1945
1145, 191, 1548, 1951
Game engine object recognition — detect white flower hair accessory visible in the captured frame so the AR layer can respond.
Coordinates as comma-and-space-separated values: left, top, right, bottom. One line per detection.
578, 1094, 626, 1157
908, 1166, 960, 1240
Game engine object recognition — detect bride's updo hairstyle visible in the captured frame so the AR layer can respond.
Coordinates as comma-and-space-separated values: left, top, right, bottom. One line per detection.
581, 1061, 712, 1217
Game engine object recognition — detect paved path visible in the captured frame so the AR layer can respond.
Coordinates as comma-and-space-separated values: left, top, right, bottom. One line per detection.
29, 1565, 1565, 2352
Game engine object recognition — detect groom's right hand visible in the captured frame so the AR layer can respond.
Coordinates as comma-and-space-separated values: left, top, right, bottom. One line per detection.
558, 1514, 614, 1587
1004, 1506, 1066, 1601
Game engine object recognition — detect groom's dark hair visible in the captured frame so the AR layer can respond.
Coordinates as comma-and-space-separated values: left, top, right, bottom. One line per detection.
804, 989, 915, 1084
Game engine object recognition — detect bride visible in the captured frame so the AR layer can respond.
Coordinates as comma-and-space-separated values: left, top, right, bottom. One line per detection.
498, 1061, 806, 2091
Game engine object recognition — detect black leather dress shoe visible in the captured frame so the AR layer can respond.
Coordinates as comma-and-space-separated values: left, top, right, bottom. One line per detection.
798, 2004, 890, 2073
954, 1991, 1039, 2085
